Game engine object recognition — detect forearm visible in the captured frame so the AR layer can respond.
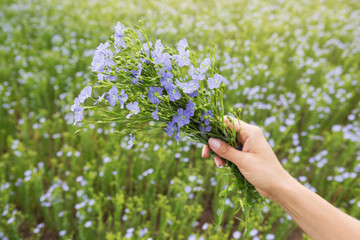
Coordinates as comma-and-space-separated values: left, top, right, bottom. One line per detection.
272, 174, 360, 240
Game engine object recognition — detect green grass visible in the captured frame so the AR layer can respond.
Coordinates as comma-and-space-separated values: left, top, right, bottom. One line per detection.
0, 0, 359, 239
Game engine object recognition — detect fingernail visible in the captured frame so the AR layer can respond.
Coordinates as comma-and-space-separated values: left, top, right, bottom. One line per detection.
209, 138, 221, 150
201, 147, 205, 157
214, 157, 220, 167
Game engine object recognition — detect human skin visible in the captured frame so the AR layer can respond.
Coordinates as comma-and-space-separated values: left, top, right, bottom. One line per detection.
202, 116, 360, 240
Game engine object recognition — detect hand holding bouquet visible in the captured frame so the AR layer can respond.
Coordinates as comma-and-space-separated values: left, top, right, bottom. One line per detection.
71, 21, 264, 216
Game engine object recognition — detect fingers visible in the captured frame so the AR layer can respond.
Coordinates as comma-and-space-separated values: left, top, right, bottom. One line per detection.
208, 137, 249, 168
214, 155, 226, 167
202, 144, 226, 167
223, 116, 260, 144
201, 144, 210, 158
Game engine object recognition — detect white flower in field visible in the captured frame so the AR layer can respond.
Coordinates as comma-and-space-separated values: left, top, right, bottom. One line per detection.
253, 237, 260, 240
33, 228, 40, 234
249, 229, 258, 236
153, 144, 160, 151
62, 183, 69, 191
279, 126, 286, 132
192, 221, 199, 227
293, 156, 300, 163
298, 176, 307, 182
103, 156, 111, 163
76, 176, 83, 182
184, 186, 192, 193
58, 211, 64, 217
232, 231, 241, 239
75, 202, 86, 210
139, 228, 148, 237
202, 223, 208, 230
7, 217, 15, 224
332, 125, 342, 132
188, 235, 196, 240
181, 157, 189, 163
188, 175, 196, 182
210, 177, 216, 186
265, 233, 275, 240
88, 199, 95, 206
125, 232, 133, 239
84, 221, 92, 228
76, 190, 84, 197
59, 230, 67, 236
112, 171, 118, 176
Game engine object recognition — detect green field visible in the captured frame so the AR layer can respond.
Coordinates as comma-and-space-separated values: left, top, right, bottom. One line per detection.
1, 0, 360, 239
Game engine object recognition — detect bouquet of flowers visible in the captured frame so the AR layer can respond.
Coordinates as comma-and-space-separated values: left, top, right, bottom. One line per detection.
71, 21, 263, 216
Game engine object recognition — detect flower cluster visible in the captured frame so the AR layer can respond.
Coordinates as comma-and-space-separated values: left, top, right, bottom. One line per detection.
70, 21, 263, 212
71, 22, 227, 147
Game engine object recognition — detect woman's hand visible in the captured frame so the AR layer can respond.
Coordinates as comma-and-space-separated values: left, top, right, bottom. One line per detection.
202, 116, 291, 199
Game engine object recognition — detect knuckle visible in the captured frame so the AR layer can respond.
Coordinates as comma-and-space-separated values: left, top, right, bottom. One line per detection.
252, 126, 263, 136
219, 143, 231, 156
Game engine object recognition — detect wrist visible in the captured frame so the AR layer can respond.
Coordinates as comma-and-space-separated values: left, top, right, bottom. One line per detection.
268, 170, 300, 203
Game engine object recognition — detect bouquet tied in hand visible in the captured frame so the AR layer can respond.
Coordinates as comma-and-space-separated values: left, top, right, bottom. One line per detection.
71, 21, 264, 216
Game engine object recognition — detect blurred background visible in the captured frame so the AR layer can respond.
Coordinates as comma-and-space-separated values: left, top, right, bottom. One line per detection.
0, 0, 360, 239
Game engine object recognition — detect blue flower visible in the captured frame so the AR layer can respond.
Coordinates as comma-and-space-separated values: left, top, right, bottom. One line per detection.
106, 85, 120, 107
186, 100, 196, 117
189, 65, 205, 81
174, 39, 190, 67
153, 53, 172, 71
173, 108, 191, 127
152, 40, 172, 71
114, 22, 126, 53
119, 89, 128, 108
98, 70, 117, 81
199, 58, 211, 74
154, 40, 164, 56
165, 121, 176, 137
71, 97, 84, 126
91, 42, 115, 81
177, 79, 199, 94
78, 86, 92, 103
151, 107, 159, 120
199, 123, 212, 133
94, 92, 107, 105
141, 42, 153, 63
130, 64, 143, 85
148, 86, 163, 105
199, 110, 213, 132
189, 91, 198, 98
127, 133, 135, 149
177, 38, 188, 53
160, 71, 174, 88
142, 42, 152, 55
174, 125, 181, 144
166, 86, 181, 102
208, 73, 224, 89
126, 101, 140, 119
202, 110, 213, 119
174, 51, 190, 67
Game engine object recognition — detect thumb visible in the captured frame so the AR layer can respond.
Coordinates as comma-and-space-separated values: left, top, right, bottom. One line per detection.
208, 138, 248, 168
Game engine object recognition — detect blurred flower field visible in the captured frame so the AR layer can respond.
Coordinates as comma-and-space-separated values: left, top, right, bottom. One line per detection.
1, 0, 360, 239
